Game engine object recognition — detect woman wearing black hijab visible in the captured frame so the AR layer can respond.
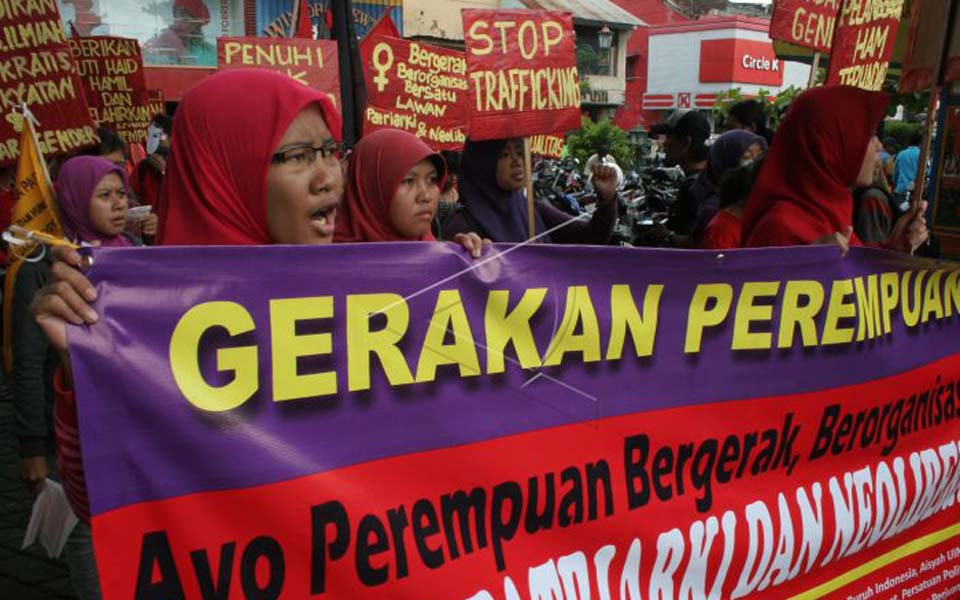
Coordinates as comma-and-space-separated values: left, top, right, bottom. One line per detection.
441, 138, 618, 244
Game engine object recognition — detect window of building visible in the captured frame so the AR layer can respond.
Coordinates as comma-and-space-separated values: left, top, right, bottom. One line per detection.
58, 0, 246, 67
576, 26, 619, 78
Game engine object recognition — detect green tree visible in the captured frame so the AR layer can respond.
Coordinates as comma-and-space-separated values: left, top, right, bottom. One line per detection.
567, 117, 633, 169
712, 86, 802, 132
882, 79, 930, 120
576, 44, 599, 77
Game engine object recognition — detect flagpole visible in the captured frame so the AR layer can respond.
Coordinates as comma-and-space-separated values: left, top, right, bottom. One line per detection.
524, 138, 535, 240
807, 52, 821, 88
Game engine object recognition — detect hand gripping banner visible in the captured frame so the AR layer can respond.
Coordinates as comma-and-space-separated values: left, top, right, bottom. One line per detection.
68, 244, 960, 599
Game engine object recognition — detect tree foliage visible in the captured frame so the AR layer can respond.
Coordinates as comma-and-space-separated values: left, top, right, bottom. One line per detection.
712, 86, 803, 132
567, 117, 633, 169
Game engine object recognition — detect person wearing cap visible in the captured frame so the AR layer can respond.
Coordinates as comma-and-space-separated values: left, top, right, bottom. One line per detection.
144, 0, 215, 66
649, 109, 711, 247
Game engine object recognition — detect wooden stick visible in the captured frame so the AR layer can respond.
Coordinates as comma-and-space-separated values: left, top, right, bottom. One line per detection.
524, 137, 535, 240
807, 52, 821, 88
916, 0, 958, 221
912, 89, 940, 213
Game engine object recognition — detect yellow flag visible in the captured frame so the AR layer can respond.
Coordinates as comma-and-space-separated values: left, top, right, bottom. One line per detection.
9, 112, 63, 259
3, 110, 63, 373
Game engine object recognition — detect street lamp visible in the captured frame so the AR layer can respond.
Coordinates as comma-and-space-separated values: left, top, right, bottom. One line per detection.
597, 25, 613, 51
597, 25, 613, 70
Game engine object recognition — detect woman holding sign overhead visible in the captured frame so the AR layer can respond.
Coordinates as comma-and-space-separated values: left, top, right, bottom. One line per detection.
442, 138, 619, 244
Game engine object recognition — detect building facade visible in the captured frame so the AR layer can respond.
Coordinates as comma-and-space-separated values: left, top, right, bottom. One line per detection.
402, 0, 497, 44
642, 17, 809, 113
57, 0, 405, 101
609, 2, 812, 133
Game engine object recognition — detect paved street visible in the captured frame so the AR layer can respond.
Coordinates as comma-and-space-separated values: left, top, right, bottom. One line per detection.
0, 387, 76, 600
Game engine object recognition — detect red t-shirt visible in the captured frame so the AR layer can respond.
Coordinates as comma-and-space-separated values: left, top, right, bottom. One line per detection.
699, 210, 742, 250
53, 369, 90, 523
132, 160, 163, 209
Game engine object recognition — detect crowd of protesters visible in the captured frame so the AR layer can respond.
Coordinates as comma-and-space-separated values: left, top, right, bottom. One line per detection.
0, 69, 932, 599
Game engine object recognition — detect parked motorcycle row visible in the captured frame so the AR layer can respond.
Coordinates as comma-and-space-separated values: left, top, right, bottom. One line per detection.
530, 157, 683, 247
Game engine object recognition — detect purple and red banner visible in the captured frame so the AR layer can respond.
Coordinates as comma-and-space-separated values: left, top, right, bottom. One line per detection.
462, 10, 581, 141
360, 34, 468, 150
825, 0, 906, 90
217, 36, 341, 109
69, 245, 960, 599
0, 2, 97, 164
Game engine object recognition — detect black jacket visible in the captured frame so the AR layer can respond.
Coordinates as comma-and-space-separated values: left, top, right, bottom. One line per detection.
11, 258, 58, 458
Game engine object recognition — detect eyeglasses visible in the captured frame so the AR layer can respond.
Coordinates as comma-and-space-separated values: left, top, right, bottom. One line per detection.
270, 140, 344, 167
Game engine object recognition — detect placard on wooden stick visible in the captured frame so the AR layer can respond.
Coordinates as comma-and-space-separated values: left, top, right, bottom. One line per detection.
0, 3, 96, 164
462, 9, 581, 239
218, 37, 341, 110
360, 34, 467, 150
68, 36, 152, 144
769, 0, 840, 53
825, 0, 906, 90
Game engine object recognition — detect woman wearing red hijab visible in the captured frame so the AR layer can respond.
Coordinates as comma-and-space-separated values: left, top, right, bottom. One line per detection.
158, 68, 343, 246
32, 68, 346, 527
334, 128, 484, 256
741, 85, 927, 253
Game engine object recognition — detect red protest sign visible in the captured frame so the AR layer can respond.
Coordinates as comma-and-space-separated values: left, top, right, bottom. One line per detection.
462, 10, 581, 141
144, 89, 165, 115
218, 37, 340, 109
769, 0, 840, 53
825, 0, 906, 90
361, 34, 467, 150
68, 36, 150, 143
0, 3, 97, 165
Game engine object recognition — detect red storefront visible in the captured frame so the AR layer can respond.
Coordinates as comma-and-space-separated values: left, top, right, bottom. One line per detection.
614, 15, 810, 132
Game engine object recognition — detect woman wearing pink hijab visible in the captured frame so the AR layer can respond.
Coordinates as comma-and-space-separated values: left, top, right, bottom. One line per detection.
57, 155, 142, 247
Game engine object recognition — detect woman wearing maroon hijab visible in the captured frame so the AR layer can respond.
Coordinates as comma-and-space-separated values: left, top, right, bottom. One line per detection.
334, 128, 484, 255
741, 85, 927, 252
